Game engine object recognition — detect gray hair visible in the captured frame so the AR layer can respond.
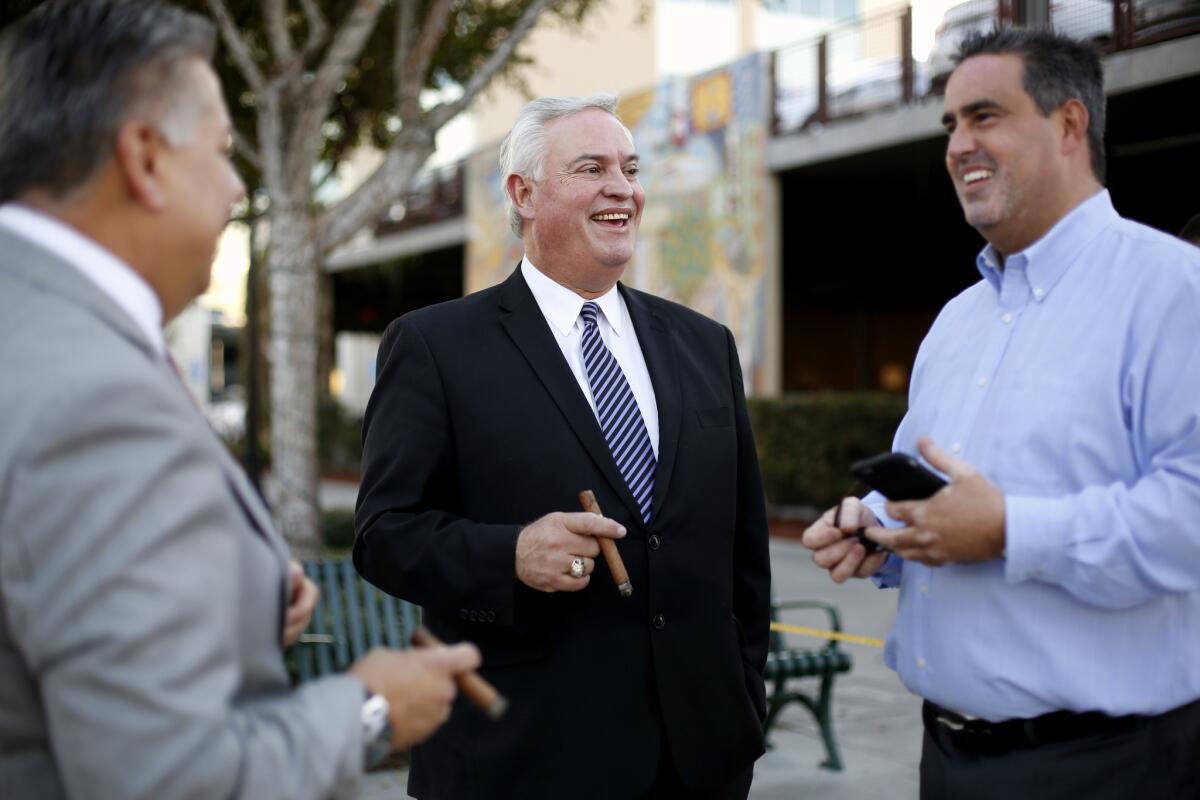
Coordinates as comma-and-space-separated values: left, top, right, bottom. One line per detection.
0, 0, 216, 204
498, 93, 632, 238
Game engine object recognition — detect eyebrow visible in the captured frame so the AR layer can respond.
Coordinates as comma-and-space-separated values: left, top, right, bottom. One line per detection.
941, 98, 1002, 127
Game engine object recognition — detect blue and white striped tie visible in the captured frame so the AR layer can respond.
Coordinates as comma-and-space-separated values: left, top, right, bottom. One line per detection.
580, 302, 656, 523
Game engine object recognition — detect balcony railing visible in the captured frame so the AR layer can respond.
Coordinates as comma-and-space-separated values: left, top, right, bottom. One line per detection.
772, 0, 1200, 135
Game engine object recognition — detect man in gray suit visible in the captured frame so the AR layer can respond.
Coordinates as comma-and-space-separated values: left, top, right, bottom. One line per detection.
0, 2, 479, 798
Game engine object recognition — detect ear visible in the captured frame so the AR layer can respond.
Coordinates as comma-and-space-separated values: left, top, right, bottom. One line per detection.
506, 172, 536, 223
113, 120, 168, 211
1058, 98, 1090, 160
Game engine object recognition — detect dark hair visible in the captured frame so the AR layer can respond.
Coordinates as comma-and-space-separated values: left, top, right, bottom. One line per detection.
0, 0, 215, 203
1181, 213, 1200, 245
954, 28, 1106, 183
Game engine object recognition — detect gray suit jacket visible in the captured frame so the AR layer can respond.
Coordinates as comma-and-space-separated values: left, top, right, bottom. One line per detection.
0, 226, 364, 799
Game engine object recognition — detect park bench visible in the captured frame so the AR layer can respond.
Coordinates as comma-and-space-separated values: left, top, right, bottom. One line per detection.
764, 598, 854, 771
291, 557, 421, 681
291, 558, 853, 772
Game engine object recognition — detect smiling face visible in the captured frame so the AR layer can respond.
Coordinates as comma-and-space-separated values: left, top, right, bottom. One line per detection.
519, 108, 644, 296
942, 53, 1078, 255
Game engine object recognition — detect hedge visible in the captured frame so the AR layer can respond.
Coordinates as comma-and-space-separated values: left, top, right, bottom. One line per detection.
306, 392, 907, 537
747, 392, 906, 514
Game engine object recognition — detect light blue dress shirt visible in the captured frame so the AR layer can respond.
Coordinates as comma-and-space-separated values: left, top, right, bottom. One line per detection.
867, 190, 1200, 721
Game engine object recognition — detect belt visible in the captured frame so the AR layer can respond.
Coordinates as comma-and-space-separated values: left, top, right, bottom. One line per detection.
922, 700, 1149, 755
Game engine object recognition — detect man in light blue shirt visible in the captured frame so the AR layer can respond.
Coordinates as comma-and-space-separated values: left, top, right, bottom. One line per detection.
802, 28, 1200, 800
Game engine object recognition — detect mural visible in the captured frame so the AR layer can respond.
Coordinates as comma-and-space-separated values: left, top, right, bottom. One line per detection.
465, 52, 773, 393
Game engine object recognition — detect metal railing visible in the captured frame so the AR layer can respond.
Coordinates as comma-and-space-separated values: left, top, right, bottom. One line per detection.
772, 0, 1200, 135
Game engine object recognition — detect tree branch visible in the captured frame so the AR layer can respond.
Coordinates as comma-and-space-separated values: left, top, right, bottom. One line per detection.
394, 0, 418, 117
404, 0, 455, 95
320, 132, 437, 250
232, 128, 263, 172
288, 0, 386, 192
299, 0, 329, 58
256, 87, 288, 198
427, 0, 556, 130
263, 0, 295, 65
205, 0, 265, 93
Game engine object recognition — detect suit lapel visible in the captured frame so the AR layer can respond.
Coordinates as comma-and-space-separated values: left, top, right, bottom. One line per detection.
497, 268, 646, 523
620, 285, 681, 524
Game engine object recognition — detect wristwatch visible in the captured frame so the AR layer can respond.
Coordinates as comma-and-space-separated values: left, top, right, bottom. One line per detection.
361, 691, 393, 769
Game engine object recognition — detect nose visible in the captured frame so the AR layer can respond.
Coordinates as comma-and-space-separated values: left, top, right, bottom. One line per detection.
945, 123, 976, 163
603, 167, 633, 199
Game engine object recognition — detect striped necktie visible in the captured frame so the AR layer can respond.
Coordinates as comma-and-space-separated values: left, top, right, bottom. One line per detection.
579, 301, 656, 523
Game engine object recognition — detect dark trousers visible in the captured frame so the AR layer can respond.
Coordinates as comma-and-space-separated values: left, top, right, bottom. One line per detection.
634, 740, 753, 800
920, 698, 1200, 800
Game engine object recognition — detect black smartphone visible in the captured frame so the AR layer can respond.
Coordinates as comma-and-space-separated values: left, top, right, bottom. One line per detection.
850, 451, 947, 501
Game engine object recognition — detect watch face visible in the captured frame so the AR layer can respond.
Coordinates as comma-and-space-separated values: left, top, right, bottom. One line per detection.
362, 694, 393, 769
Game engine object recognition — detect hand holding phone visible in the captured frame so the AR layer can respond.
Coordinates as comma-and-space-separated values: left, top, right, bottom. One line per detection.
850, 451, 948, 501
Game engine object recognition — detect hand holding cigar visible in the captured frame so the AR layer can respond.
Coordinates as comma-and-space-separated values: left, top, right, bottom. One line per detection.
578, 490, 633, 598
410, 626, 508, 720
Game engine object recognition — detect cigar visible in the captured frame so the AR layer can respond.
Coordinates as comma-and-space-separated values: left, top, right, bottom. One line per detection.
833, 499, 890, 555
578, 490, 633, 598
410, 626, 508, 720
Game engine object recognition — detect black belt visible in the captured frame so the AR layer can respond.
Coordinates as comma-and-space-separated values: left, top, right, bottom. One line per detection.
922, 700, 1149, 755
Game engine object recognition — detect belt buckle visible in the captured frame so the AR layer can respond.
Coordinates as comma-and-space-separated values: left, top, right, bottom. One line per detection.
935, 714, 967, 732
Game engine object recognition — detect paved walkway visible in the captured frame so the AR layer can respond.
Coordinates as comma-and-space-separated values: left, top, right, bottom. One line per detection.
358, 537, 921, 799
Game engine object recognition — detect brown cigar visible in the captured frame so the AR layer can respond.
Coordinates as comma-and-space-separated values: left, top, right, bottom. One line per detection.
578, 490, 633, 598
410, 626, 508, 720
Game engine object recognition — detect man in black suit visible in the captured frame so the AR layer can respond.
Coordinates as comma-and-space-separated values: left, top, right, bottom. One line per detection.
355, 94, 772, 800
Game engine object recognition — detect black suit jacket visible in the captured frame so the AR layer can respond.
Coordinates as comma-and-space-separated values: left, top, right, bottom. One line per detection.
354, 267, 771, 799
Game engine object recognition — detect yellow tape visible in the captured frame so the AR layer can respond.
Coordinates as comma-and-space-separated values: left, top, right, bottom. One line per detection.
770, 621, 884, 648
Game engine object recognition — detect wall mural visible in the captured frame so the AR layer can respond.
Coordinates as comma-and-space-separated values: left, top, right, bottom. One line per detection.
465, 52, 772, 393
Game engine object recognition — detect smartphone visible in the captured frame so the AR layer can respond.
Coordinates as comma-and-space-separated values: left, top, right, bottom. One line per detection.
850, 451, 947, 501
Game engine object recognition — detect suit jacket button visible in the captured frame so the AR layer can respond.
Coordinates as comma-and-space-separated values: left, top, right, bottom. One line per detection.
648, 535, 661, 551
486, 611, 496, 623
469, 610, 480, 622
459, 608, 468, 621
653, 613, 666, 630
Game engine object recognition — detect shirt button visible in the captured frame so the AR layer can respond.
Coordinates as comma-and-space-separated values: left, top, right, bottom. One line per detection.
919, 584, 928, 594
648, 534, 661, 551
976, 377, 987, 388
951, 442, 962, 454
1033, 287, 1045, 299
653, 614, 666, 630
1001, 312, 1013, 324
918, 658, 927, 668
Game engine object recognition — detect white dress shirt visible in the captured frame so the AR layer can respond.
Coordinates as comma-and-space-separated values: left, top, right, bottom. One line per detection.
521, 256, 659, 457
0, 203, 165, 355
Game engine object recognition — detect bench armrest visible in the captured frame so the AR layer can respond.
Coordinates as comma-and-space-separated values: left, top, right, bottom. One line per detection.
772, 599, 844, 634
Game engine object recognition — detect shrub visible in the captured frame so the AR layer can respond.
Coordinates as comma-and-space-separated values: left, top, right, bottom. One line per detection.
748, 392, 906, 514
322, 507, 357, 551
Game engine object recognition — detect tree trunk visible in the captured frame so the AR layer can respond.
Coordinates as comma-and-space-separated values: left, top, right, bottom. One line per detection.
266, 207, 323, 560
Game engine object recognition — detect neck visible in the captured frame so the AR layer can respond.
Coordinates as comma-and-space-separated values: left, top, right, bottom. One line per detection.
987, 178, 1102, 259
20, 188, 174, 319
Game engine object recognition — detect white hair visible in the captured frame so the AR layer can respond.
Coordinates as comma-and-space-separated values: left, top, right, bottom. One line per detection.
498, 93, 632, 238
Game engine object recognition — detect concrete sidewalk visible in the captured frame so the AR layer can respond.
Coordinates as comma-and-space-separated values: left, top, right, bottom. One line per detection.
361, 537, 920, 799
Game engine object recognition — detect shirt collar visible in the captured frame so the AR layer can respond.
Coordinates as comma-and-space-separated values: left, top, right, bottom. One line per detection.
0, 203, 165, 354
521, 256, 624, 336
975, 189, 1118, 301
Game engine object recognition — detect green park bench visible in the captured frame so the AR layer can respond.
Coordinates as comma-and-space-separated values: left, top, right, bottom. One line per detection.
291, 558, 852, 772
291, 557, 422, 681
764, 598, 854, 771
